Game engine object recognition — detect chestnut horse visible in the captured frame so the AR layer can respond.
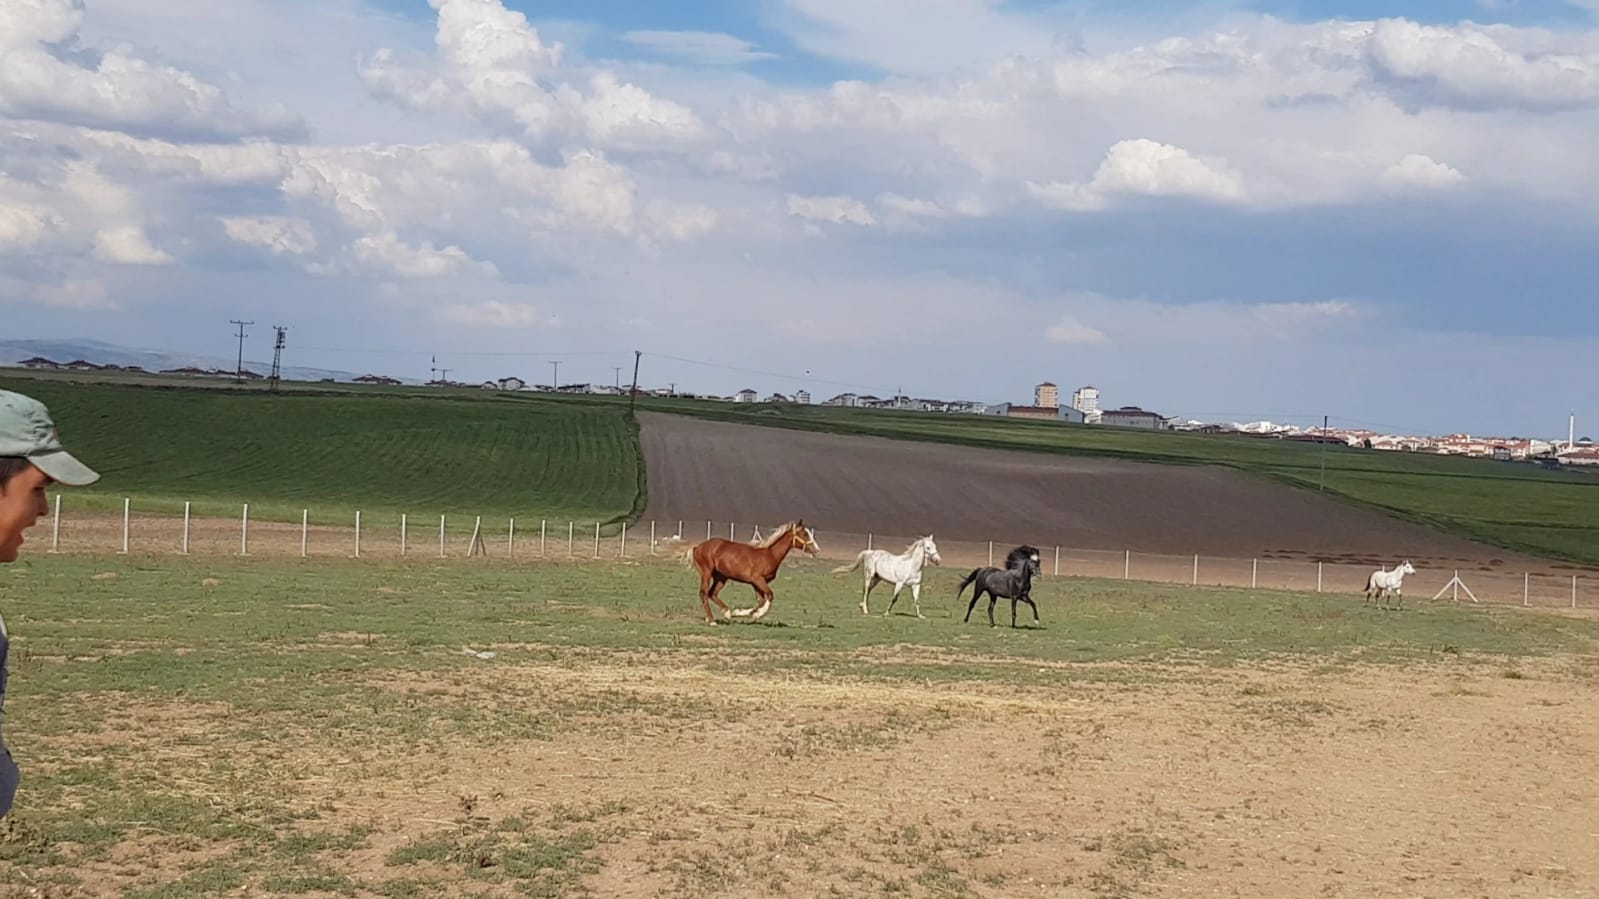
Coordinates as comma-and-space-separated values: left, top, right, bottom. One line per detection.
684, 520, 820, 624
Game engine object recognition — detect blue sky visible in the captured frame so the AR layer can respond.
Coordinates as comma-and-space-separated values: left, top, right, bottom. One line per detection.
4, 0, 1599, 436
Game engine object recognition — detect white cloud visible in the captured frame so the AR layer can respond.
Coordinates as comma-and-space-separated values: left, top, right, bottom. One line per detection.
38, 278, 117, 310
1029, 139, 1246, 211
361, 0, 706, 151
92, 224, 172, 264
0, 202, 55, 248
220, 216, 318, 255
645, 200, 719, 242
0, 0, 301, 139
1382, 153, 1467, 189
786, 193, 876, 226
1366, 17, 1599, 110
348, 230, 497, 278
621, 30, 777, 66
1044, 318, 1110, 345
436, 299, 556, 328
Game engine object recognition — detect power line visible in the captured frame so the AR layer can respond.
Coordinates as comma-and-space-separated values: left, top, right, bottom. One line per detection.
270, 326, 288, 392
228, 320, 252, 381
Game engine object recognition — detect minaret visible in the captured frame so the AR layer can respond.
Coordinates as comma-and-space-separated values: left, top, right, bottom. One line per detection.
1571, 413, 1577, 450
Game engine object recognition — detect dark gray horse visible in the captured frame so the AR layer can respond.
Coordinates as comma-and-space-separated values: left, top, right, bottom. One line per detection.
957, 545, 1043, 628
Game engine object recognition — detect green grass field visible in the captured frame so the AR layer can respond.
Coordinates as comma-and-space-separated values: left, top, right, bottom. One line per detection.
0, 374, 645, 527
5, 369, 1598, 566
3, 553, 1597, 896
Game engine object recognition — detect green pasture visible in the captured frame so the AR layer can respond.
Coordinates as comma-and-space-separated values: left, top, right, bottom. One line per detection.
2, 553, 1597, 896
0, 375, 645, 528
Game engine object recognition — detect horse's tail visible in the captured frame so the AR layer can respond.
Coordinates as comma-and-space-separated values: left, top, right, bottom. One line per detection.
955, 568, 980, 598
831, 551, 866, 575
675, 541, 698, 568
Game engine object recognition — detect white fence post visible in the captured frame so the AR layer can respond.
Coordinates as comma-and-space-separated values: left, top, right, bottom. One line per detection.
1574, 576, 1579, 609
1124, 550, 1130, 579
50, 493, 60, 553
1192, 554, 1198, 585
354, 511, 362, 558
400, 513, 408, 557
1054, 546, 1060, 577
867, 533, 873, 550
182, 501, 191, 555
540, 519, 546, 557
439, 514, 446, 558
677, 520, 683, 540
301, 509, 309, 558
988, 541, 994, 566
508, 518, 516, 557
650, 520, 657, 555
1317, 562, 1323, 593
568, 521, 574, 557
706, 520, 711, 540
240, 503, 249, 556
593, 522, 601, 558
1524, 572, 1530, 607
729, 522, 735, 539
620, 522, 627, 557
120, 497, 130, 555
1252, 558, 1258, 589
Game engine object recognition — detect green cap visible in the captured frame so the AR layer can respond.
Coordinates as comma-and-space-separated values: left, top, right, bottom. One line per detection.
0, 389, 100, 486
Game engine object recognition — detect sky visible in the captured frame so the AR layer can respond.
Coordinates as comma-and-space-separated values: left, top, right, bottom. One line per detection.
4, 0, 1599, 437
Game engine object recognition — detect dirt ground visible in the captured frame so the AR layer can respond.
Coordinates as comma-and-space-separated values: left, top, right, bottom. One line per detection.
637, 412, 1556, 572
21, 651, 1599, 898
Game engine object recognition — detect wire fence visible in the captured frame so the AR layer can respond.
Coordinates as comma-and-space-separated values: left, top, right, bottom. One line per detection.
39, 497, 1598, 611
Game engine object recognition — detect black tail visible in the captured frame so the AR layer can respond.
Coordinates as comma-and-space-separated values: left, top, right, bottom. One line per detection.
956, 568, 980, 598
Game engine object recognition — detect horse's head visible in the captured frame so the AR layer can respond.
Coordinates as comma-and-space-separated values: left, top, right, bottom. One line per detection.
921, 534, 941, 566
789, 520, 821, 556
1006, 544, 1042, 577
1399, 560, 1416, 575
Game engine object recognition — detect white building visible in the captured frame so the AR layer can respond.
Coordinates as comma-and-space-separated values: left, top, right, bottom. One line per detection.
1034, 382, 1058, 408
794, 389, 811, 404
735, 388, 758, 403
1071, 385, 1100, 416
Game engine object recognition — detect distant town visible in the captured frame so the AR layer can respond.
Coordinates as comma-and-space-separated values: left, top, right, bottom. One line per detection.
12, 355, 1596, 468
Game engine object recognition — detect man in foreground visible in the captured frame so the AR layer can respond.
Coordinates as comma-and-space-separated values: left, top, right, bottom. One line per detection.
0, 388, 101, 817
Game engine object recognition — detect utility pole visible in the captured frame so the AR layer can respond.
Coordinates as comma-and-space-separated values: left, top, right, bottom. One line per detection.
269, 325, 287, 392
613, 366, 622, 389
628, 350, 642, 417
229, 320, 252, 382
550, 360, 561, 392
1319, 414, 1329, 491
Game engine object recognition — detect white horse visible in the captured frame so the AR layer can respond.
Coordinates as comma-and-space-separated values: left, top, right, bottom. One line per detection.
1364, 560, 1417, 609
832, 535, 942, 618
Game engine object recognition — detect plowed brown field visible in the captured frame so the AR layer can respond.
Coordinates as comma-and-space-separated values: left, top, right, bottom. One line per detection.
638, 412, 1546, 570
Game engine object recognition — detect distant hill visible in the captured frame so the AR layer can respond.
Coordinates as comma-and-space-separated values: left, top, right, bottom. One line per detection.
0, 338, 413, 384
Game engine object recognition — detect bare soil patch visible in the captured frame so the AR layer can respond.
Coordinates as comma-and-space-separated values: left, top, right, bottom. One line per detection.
14, 652, 1599, 898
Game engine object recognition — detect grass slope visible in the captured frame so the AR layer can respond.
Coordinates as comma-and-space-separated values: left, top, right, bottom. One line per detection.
633, 396, 1599, 567
0, 376, 644, 526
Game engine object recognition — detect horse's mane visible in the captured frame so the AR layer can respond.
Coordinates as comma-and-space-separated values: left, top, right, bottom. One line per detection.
754, 521, 799, 548
1004, 545, 1039, 569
